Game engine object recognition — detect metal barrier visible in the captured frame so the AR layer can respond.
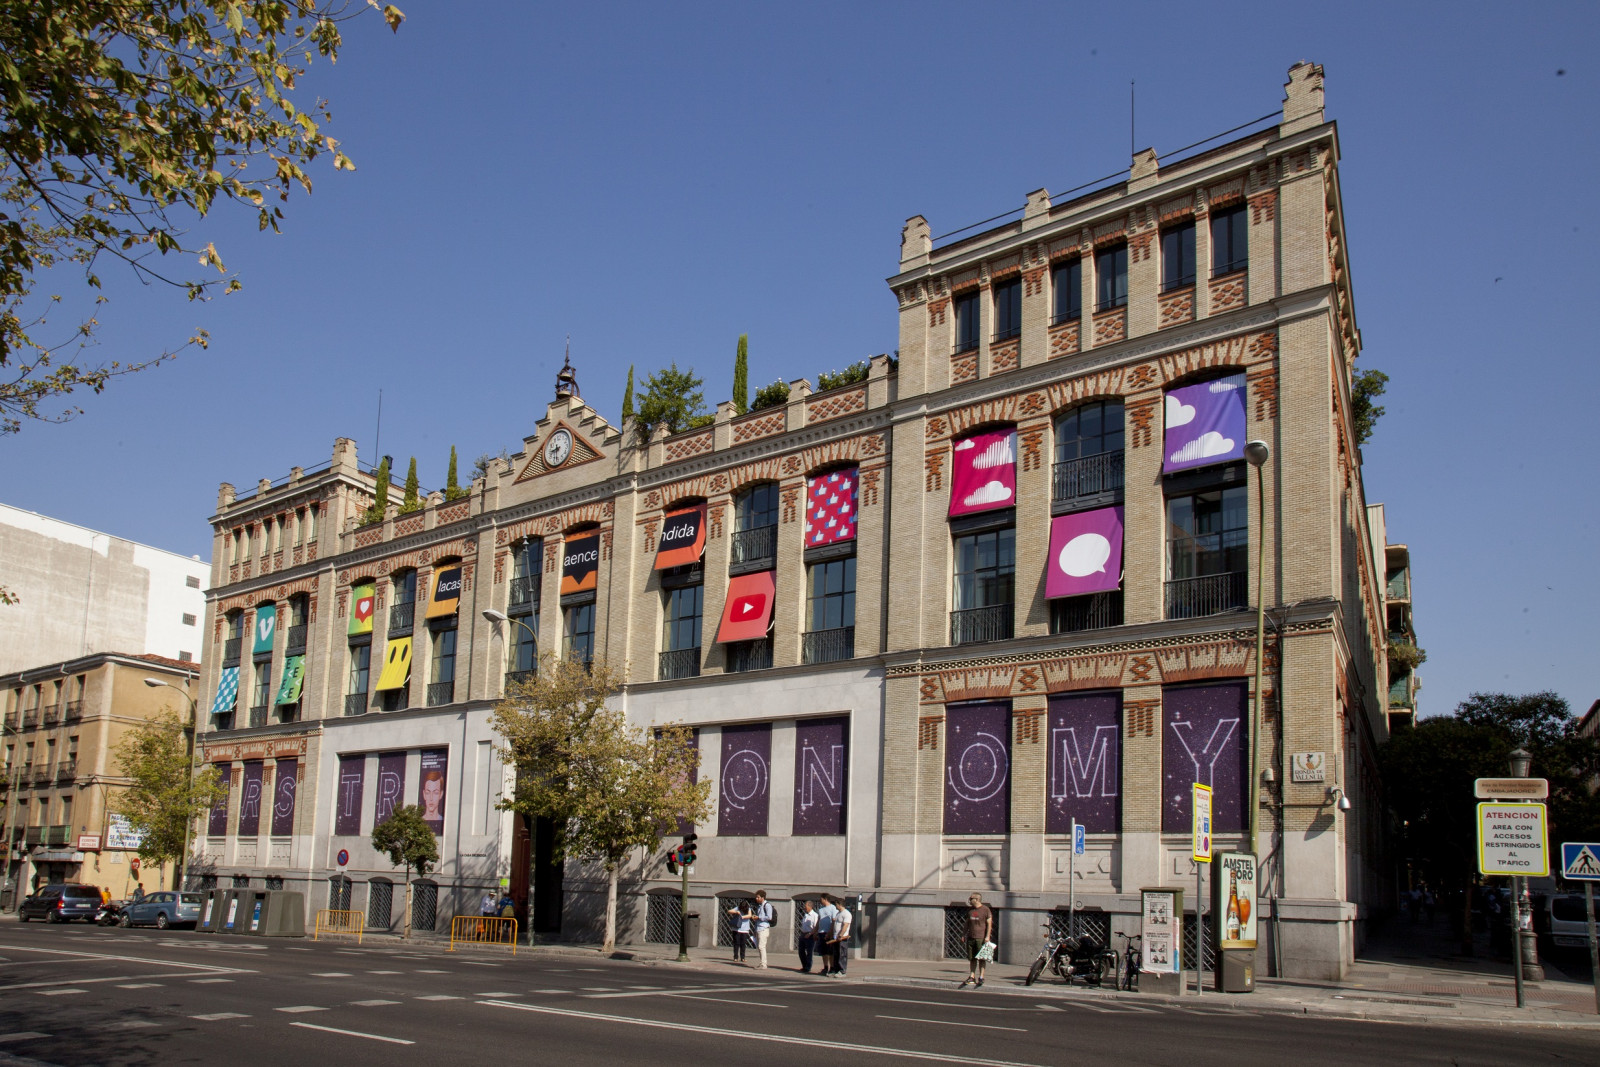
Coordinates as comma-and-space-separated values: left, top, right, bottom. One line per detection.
449, 915, 519, 954
314, 909, 366, 943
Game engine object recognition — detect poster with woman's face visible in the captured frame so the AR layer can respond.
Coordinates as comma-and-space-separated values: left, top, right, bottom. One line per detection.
418, 748, 448, 834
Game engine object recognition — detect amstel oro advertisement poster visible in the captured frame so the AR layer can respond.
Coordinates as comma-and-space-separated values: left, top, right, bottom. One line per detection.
1216, 851, 1258, 949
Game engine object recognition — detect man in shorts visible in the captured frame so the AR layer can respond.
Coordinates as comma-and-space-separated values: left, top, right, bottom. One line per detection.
960, 892, 994, 988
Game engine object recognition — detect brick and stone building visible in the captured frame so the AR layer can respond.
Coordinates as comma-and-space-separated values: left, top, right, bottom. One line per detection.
192, 63, 1393, 978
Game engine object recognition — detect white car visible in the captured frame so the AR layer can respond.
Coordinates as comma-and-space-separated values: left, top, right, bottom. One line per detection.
1547, 894, 1595, 950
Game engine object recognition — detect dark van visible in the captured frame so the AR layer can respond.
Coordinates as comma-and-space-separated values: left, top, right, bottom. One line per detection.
19, 884, 103, 923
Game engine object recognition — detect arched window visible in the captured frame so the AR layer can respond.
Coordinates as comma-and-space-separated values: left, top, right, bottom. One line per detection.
1053, 400, 1125, 507
224, 611, 245, 665
509, 538, 541, 612
389, 569, 417, 634
731, 482, 779, 569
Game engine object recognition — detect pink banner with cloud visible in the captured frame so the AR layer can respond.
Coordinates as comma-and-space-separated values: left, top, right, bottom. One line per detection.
1163, 373, 1246, 473
1045, 506, 1124, 598
948, 428, 1017, 516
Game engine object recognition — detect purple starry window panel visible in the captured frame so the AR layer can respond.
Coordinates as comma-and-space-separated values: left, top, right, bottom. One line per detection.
375, 752, 406, 826
943, 702, 1011, 835
793, 717, 848, 836
271, 758, 298, 837
334, 754, 365, 837
207, 765, 231, 836
719, 723, 771, 836
1046, 691, 1121, 834
1161, 681, 1248, 833
236, 760, 264, 837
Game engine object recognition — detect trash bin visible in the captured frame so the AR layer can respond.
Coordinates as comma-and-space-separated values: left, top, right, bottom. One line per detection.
238, 890, 269, 935
257, 891, 306, 938
197, 889, 228, 933
218, 890, 246, 933
683, 912, 701, 948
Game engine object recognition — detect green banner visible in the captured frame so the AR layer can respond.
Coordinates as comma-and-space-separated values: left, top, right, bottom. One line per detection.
252, 603, 277, 655
274, 654, 305, 705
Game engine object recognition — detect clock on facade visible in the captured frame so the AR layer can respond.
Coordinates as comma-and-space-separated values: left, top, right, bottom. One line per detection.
543, 428, 573, 468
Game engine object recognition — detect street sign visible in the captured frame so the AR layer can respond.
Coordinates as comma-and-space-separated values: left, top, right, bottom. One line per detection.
1477, 802, 1549, 876
1192, 784, 1213, 862
1073, 824, 1086, 856
1561, 843, 1600, 881
1291, 752, 1327, 783
76, 834, 101, 852
336, 848, 349, 867
1475, 777, 1548, 800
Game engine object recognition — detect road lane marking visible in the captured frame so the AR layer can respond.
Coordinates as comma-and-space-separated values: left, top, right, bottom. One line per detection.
0, 943, 248, 974
415, 969, 449, 974
192, 1013, 249, 1021
190, 978, 233, 984
312, 972, 353, 977
777, 988, 1036, 1012
275, 1006, 328, 1013
581, 986, 619, 991
474, 992, 518, 997
111, 1021, 160, 1029
875, 1015, 1026, 1032
367, 970, 403, 975
666, 994, 789, 1009
291, 1022, 415, 1046
351, 1000, 401, 1006
584, 984, 774, 1000
117, 983, 163, 989
478, 1001, 1057, 1066
0, 1033, 48, 1044
37, 989, 85, 996
415, 995, 460, 1001
460, 961, 500, 967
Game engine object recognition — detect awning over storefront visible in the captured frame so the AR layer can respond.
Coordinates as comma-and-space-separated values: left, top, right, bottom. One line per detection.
716, 570, 776, 643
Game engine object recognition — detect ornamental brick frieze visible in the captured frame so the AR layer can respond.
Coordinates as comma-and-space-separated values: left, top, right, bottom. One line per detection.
643, 433, 888, 513
1014, 709, 1044, 744
202, 735, 309, 763
990, 339, 1020, 373
707, 502, 725, 539
1093, 218, 1127, 245
1022, 266, 1046, 298
393, 515, 424, 538
951, 353, 978, 384
1048, 320, 1081, 359
217, 574, 319, 616
924, 448, 945, 492
1209, 274, 1246, 312
1158, 330, 1275, 383
1019, 427, 1046, 472
731, 409, 786, 444
806, 386, 867, 424
1208, 176, 1245, 208
663, 429, 714, 463
1129, 230, 1155, 264
544, 541, 559, 574
928, 296, 948, 327
437, 501, 471, 526
1247, 366, 1279, 420
1125, 699, 1159, 738
1125, 398, 1158, 447
1159, 288, 1195, 329
1158, 194, 1196, 224
780, 485, 801, 524
333, 536, 478, 594
858, 465, 884, 507
495, 500, 613, 546
917, 716, 943, 750
1092, 308, 1127, 346
1248, 189, 1277, 225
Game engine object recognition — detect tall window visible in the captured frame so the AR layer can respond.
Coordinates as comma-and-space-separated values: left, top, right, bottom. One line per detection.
346, 643, 371, 716
390, 570, 417, 633
1095, 243, 1128, 312
509, 538, 541, 611
306, 504, 318, 542
1053, 400, 1125, 505
224, 612, 245, 665
510, 614, 538, 681
1162, 221, 1196, 291
285, 595, 309, 654
954, 290, 980, 353
564, 602, 595, 667
251, 658, 273, 726
1051, 257, 1082, 323
992, 277, 1022, 341
1167, 486, 1248, 618
952, 528, 1015, 644
428, 626, 457, 706
660, 585, 703, 680
1211, 204, 1248, 275
804, 557, 856, 664
732, 483, 779, 568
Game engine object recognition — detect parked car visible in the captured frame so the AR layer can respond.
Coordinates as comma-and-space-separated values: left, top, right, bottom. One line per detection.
119, 891, 203, 930
18, 884, 103, 922
1547, 893, 1595, 951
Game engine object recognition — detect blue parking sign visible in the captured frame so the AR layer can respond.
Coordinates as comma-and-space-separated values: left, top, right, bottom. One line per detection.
1561, 842, 1600, 881
1073, 824, 1086, 856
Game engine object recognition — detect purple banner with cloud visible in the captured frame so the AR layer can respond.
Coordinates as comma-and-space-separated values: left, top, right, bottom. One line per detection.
1162, 682, 1248, 833
271, 758, 298, 837
375, 752, 407, 826
1163, 373, 1246, 472
1047, 691, 1121, 834
334, 754, 365, 836
1046, 506, 1124, 598
793, 717, 848, 836
719, 723, 771, 836
417, 749, 448, 834
944, 702, 1011, 834
208, 765, 231, 836
948, 428, 1017, 516
237, 760, 264, 837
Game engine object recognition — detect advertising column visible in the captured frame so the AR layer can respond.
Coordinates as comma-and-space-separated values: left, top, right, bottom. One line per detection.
1214, 851, 1257, 992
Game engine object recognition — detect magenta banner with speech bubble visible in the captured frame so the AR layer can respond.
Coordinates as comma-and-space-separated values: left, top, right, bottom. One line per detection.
948, 428, 1017, 516
1163, 374, 1246, 473
1045, 506, 1124, 598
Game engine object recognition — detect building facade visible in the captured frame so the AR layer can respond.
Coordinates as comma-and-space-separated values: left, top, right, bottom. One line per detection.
193, 63, 1392, 978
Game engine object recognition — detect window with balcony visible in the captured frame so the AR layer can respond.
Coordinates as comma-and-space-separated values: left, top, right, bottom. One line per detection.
507, 612, 539, 688
389, 569, 418, 634
1051, 257, 1082, 324
508, 538, 542, 613
1211, 204, 1248, 276
564, 601, 595, 668
285, 594, 310, 655
224, 612, 245, 666
346, 642, 370, 716
428, 625, 457, 706
1053, 400, 1125, 509
660, 585, 703, 680
951, 527, 1014, 644
250, 658, 273, 728
1095, 242, 1128, 311
1162, 221, 1196, 291
804, 556, 856, 664
1166, 485, 1248, 618
1050, 591, 1124, 634
954, 290, 980, 353
731, 483, 779, 571
992, 276, 1022, 342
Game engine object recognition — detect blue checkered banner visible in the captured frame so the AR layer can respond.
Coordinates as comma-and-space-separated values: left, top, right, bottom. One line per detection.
210, 666, 239, 716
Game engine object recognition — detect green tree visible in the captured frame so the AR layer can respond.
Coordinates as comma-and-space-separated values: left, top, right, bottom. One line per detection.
0, 1, 404, 436
1351, 366, 1388, 446
621, 364, 635, 421
370, 803, 439, 937
732, 335, 749, 415
471, 448, 508, 482
114, 710, 227, 889
492, 654, 710, 953
637, 362, 709, 438
398, 456, 421, 514
751, 379, 789, 412
816, 360, 869, 392
362, 455, 390, 524
444, 445, 468, 501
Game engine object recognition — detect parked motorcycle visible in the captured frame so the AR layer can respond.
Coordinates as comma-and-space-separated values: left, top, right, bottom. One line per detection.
1024, 921, 1118, 986
94, 900, 125, 927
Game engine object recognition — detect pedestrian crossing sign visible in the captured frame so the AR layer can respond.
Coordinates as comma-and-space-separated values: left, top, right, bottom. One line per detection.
1561, 842, 1600, 881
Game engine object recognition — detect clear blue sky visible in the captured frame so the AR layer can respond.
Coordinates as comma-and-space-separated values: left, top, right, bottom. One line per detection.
3, 2, 1595, 719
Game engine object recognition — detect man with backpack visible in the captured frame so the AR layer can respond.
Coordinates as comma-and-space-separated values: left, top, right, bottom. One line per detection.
752, 890, 776, 969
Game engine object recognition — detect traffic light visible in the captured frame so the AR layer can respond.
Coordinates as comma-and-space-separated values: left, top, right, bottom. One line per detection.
681, 833, 697, 866
666, 849, 679, 876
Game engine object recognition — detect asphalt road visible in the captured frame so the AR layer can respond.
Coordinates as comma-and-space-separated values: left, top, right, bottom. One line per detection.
0, 922, 1593, 1066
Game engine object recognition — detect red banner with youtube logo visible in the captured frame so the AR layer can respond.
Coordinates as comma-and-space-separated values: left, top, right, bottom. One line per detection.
717, 570, 776, 643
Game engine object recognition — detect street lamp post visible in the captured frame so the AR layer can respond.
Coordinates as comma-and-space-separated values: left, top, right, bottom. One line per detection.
1507, 747, 1545, 986
1243, 440, 1271, 859
144, 677, 199, 892
1, 709, 24, 910
482, 609, 538, 942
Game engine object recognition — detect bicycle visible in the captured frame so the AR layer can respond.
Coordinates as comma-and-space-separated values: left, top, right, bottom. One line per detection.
1115, 932, 1142, 991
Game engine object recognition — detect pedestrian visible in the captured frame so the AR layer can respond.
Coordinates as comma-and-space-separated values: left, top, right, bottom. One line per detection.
480, 890, 498, 917
1423, 886, 1437, 927
131, 884, 145, 904
752, 890, 776, 969
959, 892, 994, 989
828, 896, 853, 977
100, 886, 111, 907
797, 899, 819, 973
815, 893, 837, 976
728, 900, 753, 963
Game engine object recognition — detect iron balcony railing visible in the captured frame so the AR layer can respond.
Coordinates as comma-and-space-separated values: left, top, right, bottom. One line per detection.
658, 648, 700, 681
1389, 674, 1414, 708
21, 709, 37, 729
23, 826, 42, 845
248, 704, 269, 728
30, 767, 50, 786
802, 626, 855, 665
285, 624, 308, 655
55, 761, 75, 782
950, 605, 1014, 645
1165, 572, 1248, 619
44, 825, 69, 846
992, 324, 1021, 343
953, 338, 979, 355
1052, 451, 1125, 504
389, 600, 416, 634
344, 692, 368, 717
505, 669, 536, 689
1386, 571, 1410, 601
1051, 591, 1124, 634
63, 701, 83, 723
730, 525, 777, 568
41, 704, 60, 727
727, 639, 773, 674
223, 637, 242, 664
426, 680, 455, 707
508, 575, 539, 609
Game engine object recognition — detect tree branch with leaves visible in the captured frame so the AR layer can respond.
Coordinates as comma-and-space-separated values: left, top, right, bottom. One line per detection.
114, 709, 226, 888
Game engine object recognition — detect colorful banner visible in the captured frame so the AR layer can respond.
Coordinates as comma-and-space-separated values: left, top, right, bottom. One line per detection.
1162, 682, 1248, 833
1046, 691, 1121, 834
348, 580, 375, 636
944, 702, 1011, 834
374, 636, 412, 691
334, 754, 365, 836
560, 534, 600, 595
207, 768, 230, 836
1163, 373, 1246, 473
716, 570, 776, 643
948, 428, 1017, 517
1217, 851, 1258, 949
418, 749, 448, 834
210, 666, 239, 716
655, 505, 707, 570
274, 655, 305, 705
805, 468, 858, 547
252, 603, 277, 655
425, 566, 463, 619
271, 758, 298, 836
793, 717, 848, 836
718, 723, 771, 836
1045, 506, 1124, 598
375, 752, 407, 825
237, 761, 264, 837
